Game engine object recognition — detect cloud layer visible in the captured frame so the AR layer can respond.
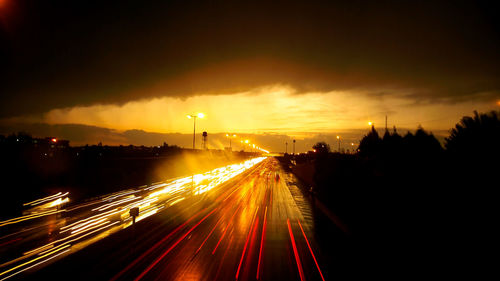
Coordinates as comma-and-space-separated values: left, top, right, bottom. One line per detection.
1, 0, 499, 118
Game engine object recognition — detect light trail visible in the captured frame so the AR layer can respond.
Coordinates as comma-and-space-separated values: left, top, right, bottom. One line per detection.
133, 207, 219, 281
196, 214, 225, 254
23, 192, 68, 207
212, 203, 244, 255
109, 206, 211, 281
298, 219, 326, 281
0, 249, 71, 281
0, 157, 267, 280
256, 206, 268, 279
235, 206, 259, 280
0, 244, 70, 279
0, 209, 64, 227
287, 218, 305, 281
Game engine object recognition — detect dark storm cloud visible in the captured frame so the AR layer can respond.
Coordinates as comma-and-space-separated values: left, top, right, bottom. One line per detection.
1, 0, 499, 117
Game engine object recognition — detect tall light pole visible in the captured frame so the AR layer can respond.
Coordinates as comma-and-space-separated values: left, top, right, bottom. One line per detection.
187, 113, 205, 149
336, 135, 340, 152
293, 139, 296, 155
285, 142, 288, 154
242, 139, 249, 152
226, 134, 236, 150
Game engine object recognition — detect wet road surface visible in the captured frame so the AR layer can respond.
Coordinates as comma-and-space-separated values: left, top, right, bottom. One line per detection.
3, 157, 347, 280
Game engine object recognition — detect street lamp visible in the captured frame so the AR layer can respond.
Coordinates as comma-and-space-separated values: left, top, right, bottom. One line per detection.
241, 139, 250, 152
187, 113, 205, 149
336, 135, 340, 152
226, 134, 237, 150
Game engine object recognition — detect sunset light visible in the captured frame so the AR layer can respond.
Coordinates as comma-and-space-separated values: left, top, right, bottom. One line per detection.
1, 1, 499, 280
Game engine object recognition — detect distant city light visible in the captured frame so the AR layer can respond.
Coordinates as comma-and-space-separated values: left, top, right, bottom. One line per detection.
51, 138, 57, 143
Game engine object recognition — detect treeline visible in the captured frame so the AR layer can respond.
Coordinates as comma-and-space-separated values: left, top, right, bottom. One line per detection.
293, 110, 499, 276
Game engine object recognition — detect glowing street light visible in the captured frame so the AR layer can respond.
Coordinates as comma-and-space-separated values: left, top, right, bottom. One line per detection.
226, 133, 237, 150
187, 113, 205, 149
336, 135, 340, 152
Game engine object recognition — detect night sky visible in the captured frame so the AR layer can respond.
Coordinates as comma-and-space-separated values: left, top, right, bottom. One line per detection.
1, 0, 499, 151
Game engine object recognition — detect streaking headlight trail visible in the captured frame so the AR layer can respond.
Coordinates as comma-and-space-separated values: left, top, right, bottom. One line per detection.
0, 157, 266, 280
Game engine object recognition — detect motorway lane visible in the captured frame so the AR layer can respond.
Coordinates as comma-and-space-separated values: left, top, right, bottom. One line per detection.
109, 157, 327, 281
22, 157, 338, 281
0, 158, 267, 280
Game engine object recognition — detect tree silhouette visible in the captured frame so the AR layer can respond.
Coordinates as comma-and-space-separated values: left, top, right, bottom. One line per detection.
382, 126, 403, 155
312, 141, 330, 154
445, 110, 500, 157
358, 125, 381, 156
413, 126, 443, 156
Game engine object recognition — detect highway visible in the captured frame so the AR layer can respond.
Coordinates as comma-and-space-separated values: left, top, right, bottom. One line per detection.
1, 157, 344, 280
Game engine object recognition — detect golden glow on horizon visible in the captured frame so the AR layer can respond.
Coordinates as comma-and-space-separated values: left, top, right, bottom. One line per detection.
5, 84, 493, 137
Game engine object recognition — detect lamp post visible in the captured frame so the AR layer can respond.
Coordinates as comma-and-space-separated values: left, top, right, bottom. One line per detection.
186, 113, 205, 149
226, 134, 237, 150
241, 139, 249, 152
336, 135, 340, 152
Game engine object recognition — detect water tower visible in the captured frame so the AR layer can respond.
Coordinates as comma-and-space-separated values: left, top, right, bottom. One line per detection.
202, 131, 208, 150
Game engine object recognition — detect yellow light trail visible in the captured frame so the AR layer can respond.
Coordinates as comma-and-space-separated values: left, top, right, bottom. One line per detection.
0, 157, 267, 280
